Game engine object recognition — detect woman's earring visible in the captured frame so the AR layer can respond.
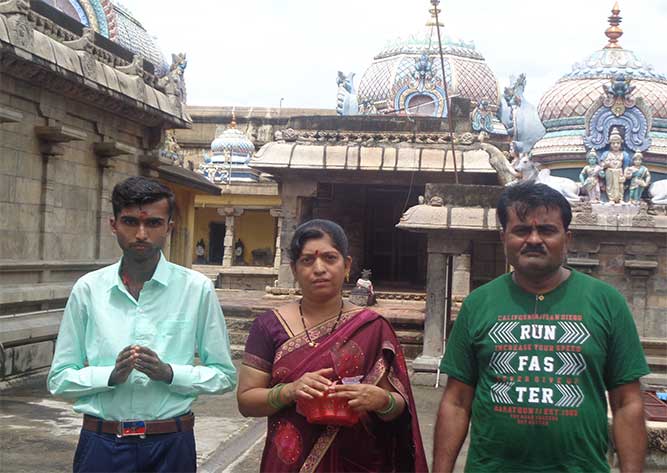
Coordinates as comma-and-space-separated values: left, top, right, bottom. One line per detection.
345, 271, 350, 283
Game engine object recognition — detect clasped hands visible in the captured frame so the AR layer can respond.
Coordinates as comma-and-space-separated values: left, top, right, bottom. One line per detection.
284, 368, 390, 413
108, 345, 173, 386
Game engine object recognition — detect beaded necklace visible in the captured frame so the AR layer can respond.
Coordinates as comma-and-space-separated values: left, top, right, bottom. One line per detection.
298, 298, 344, 348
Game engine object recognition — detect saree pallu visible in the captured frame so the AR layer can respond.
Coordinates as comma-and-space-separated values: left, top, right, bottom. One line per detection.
250, 308, 428, 472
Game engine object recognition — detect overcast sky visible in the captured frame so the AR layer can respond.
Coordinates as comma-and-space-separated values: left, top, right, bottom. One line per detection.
120, 0, 666, 109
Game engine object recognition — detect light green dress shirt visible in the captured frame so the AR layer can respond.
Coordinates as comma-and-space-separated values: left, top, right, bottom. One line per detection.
47, 253, 237, 420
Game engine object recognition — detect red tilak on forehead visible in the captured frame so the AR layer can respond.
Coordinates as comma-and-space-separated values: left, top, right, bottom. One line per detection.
531, 218, 538, 227
314, 250, 320, 257
139, 210, 147, 218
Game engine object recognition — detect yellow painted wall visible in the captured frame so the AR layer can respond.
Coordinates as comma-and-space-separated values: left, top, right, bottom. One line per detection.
236, 210, 276, 265
193, 207, 226, 262
164, 182, 195, 268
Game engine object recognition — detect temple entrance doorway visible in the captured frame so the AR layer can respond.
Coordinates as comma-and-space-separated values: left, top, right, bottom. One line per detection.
365, 187, 426, 288
208, 222, 226, 265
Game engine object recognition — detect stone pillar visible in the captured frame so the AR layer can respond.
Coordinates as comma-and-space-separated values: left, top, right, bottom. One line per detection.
624, 260, 658, 337
220, 207, 243, 268
34, 122, 86, 263
277, 180, 317, 287
412, 233, 470, 385
452, 254, 471, 298
93, 137, 132, 260
413, 251, 448, 373
95, 164, 109, 259
270, 208, 283, 271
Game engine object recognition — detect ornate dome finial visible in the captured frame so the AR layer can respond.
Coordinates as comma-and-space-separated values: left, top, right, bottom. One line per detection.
230, 111, 237, 129
426, 1, 444, 28
604, 2, 623, 49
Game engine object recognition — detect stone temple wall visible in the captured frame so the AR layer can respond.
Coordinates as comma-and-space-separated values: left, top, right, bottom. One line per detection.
0, 1, 192, 383
0, 77, 148, 269
569, 232, 667, 339
0, 78, 149, 382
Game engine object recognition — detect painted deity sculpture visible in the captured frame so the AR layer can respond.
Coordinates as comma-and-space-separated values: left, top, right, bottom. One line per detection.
336, 71, 359, 116
497, 74, 545, 157
579, 151, 603, 202
624, 152, 651, 204
600, 129, 630, 203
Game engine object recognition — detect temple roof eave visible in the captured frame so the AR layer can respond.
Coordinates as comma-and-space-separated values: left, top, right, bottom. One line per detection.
249, 141, 499, 174
157, 164, 221, 195
0, 8, 190, 128
397, 203, 667, 233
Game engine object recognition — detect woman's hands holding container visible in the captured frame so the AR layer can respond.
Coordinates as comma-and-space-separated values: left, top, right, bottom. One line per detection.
284, 367, 334, 402
329, 383, 389, 413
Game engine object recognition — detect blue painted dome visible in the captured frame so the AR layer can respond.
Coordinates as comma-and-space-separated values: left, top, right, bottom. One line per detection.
356, 7, 499, 117
210, 121, 255, 159
199, 119, 260, 184
41, 0, 168, 76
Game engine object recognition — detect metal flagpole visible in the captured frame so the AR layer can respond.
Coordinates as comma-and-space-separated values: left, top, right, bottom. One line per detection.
430, 0, 459, 184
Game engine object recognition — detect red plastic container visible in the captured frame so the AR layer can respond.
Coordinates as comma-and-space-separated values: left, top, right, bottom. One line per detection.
297, 391, 360, 427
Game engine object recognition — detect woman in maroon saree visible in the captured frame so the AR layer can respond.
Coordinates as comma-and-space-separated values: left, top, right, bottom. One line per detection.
237, 219, 427, 472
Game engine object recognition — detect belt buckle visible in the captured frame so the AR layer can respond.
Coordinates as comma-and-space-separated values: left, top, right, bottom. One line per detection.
117, 420, 147, 438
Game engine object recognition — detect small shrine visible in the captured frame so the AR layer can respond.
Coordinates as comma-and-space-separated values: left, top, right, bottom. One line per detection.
199, 114, 260, 184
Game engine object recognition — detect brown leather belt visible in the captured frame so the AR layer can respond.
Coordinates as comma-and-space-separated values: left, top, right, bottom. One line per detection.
82, 413, 194, 436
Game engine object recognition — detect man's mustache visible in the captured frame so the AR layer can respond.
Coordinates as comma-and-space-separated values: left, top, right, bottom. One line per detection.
521, 245, 546, 254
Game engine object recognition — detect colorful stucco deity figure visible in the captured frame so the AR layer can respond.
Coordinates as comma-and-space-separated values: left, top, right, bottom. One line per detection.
336, 71, 359, 116
624, 152, 651, 204
600, 129, 630, 203
497, 74, 546, 157
580, 150, 603, 202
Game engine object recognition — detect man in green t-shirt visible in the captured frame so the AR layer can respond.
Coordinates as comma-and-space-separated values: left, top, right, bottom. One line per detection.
433, 182, 649, 473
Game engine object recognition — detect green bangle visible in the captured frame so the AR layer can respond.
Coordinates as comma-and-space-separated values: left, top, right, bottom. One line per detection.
376, 391, 396, 416
268, 383, 287, 410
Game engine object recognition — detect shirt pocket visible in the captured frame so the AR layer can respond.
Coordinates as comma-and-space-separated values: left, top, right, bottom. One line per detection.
157, 316, 195, 359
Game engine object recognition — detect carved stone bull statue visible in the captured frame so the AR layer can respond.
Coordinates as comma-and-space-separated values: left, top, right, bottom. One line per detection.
649, 180, 667, 205
513, 155, 581, 202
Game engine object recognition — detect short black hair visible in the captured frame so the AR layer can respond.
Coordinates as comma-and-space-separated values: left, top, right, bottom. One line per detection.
289, 219, 349, 261
111, 176, 175, 219
497, 182, 572, 231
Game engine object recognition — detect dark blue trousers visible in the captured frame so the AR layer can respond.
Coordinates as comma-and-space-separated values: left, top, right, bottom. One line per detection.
73, 428, 196, 473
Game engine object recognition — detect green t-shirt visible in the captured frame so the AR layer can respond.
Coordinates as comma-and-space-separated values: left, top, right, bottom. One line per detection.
440, 270, 649, 473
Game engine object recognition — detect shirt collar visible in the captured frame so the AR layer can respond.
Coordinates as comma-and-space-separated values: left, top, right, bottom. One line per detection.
151, 252, 171, 286
113, 251, 171, 289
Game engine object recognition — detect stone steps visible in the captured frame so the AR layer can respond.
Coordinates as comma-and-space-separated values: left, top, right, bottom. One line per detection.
641, 338, 666, 388
642, 374, 667, 390
647, 355, 667, 375
221, 301, 425, 361
642, 338, 667, 358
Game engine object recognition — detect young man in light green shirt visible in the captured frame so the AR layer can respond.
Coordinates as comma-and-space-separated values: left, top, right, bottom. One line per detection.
48, 176, 237, 472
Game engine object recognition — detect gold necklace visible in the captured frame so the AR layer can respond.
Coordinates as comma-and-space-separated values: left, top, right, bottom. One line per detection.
299, 299, 344, 348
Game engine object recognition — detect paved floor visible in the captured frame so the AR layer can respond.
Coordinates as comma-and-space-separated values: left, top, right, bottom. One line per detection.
0, 371, 467, 472
0, 368, 255, 472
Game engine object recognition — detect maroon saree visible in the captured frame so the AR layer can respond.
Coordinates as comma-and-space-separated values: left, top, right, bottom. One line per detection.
243, 308, 428, 472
